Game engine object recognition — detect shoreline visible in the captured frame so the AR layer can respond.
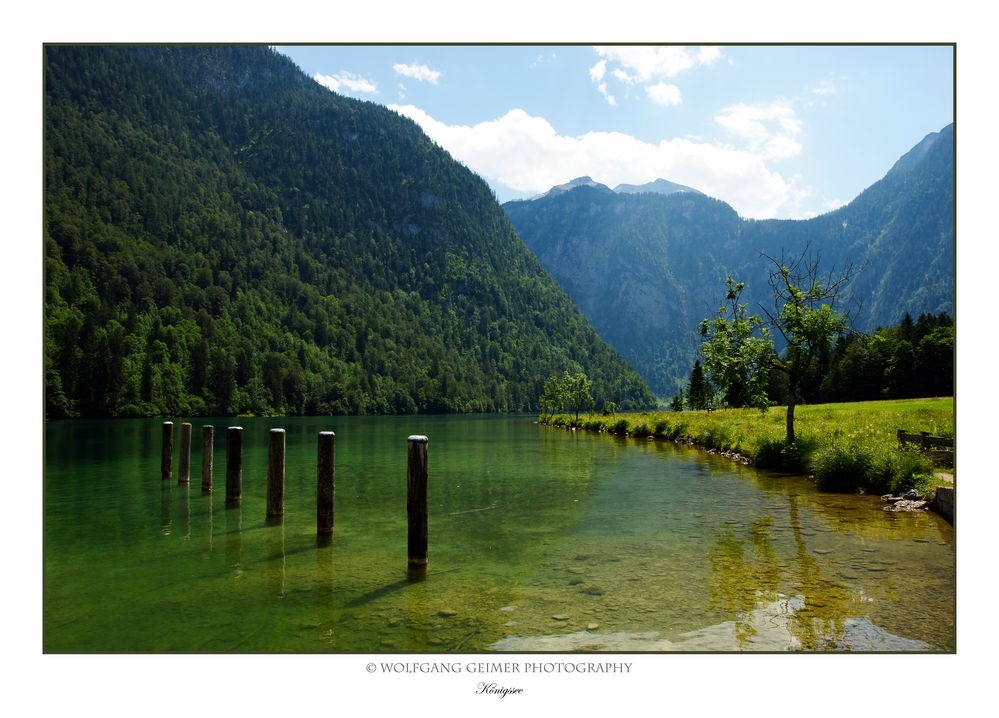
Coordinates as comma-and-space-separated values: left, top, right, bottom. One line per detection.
538, 399, 955, 524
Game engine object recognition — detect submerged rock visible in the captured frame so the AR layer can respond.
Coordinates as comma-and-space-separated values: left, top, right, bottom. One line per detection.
883, 499, 929, 513
881, 490, 932, 512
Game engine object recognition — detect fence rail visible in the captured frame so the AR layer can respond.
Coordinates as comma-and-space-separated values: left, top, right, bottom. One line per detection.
896, 429, 954, 450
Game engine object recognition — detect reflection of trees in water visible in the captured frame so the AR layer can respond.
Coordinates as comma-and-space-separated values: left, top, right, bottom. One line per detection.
708, 515, 781, 647
750, 471, 952, 545
785, 493, 851, 649
708, 494, 858, 649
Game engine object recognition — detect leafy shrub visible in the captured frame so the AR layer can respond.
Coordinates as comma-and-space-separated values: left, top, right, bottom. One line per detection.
631, 422, 652, 438
869, 445, 935, 494
754, 436, 817, 473
753, 437, 787, 470
610, 418, 629, 435
812, 443, 874, 491
782, 436, 818, 473
653, 419, 677, 439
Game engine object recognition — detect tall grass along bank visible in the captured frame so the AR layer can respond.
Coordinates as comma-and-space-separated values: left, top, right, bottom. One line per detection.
543, 398, 954, 496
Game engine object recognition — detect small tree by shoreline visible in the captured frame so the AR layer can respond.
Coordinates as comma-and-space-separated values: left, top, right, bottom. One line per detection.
539, 370, 594, 424
699, 248, 851, 445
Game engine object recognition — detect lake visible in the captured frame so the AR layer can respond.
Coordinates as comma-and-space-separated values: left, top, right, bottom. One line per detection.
43, 414, 955, 652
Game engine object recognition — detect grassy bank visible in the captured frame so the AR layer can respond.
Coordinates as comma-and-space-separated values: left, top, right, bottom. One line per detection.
543, 397, 954, 495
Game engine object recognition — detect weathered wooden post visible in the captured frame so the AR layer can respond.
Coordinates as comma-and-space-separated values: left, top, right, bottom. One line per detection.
407, 435, 429, 570
921, 431, 930, 450
226, 426, 243, 506
161, 421, 174, 481
201, 425, 214, 493
178, 423, 192, 484
317, 431, 336, 536
267, 428, 286, 519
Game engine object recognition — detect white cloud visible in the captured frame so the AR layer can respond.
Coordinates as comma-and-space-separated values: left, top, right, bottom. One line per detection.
588, 59, 606, 82
714, 100, 803, 160
646, 82, 682, 106
314, 71, 378, 96
388, 104, 802, 219
823, 197, 847, 213
594, 45, 723, 83
612, 67, 633, 84
697, 46, 723, 64
589, 45, 722, 108
589, 61, 616, 104
812, 79, 836, 95
597, 82, 616, 106
530, 52, 558, 69
393, 63, 441, 84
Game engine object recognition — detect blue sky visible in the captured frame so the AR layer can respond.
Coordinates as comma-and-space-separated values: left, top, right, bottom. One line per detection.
277, 44, 953, 219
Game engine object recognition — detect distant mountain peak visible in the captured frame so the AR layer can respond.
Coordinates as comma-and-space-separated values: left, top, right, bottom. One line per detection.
504, 124, 953, 397
613, 178, 703, 196
531, 176, 613, 200
531, 176, 703, 202
884, 123, 953, 180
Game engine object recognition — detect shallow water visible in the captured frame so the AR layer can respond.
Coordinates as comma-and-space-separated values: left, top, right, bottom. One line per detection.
43, 415, 954, 652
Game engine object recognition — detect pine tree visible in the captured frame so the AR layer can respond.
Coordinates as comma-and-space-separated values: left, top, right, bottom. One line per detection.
688, 359, 708, 410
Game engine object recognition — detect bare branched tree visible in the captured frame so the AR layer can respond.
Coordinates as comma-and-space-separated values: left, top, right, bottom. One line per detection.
758, 246, 853, 444
699, 245, 854, 446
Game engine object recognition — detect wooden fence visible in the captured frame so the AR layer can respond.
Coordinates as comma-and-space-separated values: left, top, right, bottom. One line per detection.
897, 429, 954, 464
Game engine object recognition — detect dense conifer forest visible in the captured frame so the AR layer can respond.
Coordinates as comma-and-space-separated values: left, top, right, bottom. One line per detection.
674, 311, 953, 410
798, 312, 954, 404
44, 45, 655, 418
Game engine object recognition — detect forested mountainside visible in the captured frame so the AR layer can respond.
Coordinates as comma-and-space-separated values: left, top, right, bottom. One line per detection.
44, 45, 655, 418
504, 125, 954, 396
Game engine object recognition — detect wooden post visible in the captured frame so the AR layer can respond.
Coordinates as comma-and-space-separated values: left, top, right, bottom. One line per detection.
921, 431, 930, 450
897, 428, 905, 446
226, 426, 243, 506
317, 431, 336, 535
178, 423, 192, 484
201, 425, 214, 493
161, 421, 173, 481
267, 428, 286, 519
407, 435, 429, 569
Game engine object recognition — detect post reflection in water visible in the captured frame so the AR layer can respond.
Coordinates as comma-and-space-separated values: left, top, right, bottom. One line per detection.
225, 503, 242, 580
314, 537, 336, 647
180, 481, 191, 541
404, 572, 430, 652
268, 519, 286, 598
160, 483, 171, 536
203, 490, 214, 556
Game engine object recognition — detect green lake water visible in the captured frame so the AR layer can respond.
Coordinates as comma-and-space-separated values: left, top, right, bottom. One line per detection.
43, 414, 955, 652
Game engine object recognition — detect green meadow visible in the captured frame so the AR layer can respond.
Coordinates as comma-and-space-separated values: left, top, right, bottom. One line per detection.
545, 397, 955, 495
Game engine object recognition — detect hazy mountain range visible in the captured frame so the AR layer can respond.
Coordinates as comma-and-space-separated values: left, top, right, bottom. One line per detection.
504, 124, 954, 396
